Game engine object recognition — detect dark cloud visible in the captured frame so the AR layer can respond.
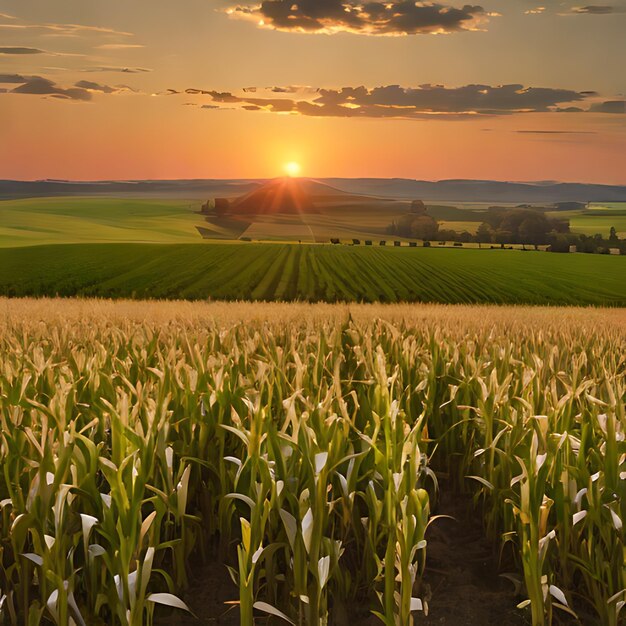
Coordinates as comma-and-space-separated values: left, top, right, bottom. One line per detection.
74, 80, 118, 94
227, 0, 489, 35
180, 83, 626, 119
1, 73, 135, 100
0, 73, 28, 83
208, 90, 244, 102
194, 84, 589, 118
312, 84, 588, 113
589, 100, 626, 113
0, 46, 45, 54
570, 5, 615, 12
10, 76, 92, 101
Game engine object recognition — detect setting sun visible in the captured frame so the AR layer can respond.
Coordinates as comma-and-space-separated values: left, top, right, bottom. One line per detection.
284, 161, 301, 177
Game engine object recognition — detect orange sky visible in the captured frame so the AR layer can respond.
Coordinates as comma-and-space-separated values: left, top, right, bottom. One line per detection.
1, 0, 625, 182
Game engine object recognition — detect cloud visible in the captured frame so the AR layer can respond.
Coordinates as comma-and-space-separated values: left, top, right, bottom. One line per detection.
181, 83, 626, 119
226, 0, 490, 35
561, 4, 626, 13
0, 73, 28, 83
0, 46, 45, 54
81, 66, 152, 74
516, 129, 597, 134
0, 22, 133, 37
570, 4, 617, 12
2, 74, 137, 101
95, 43, 144, 50
40, 66, 152, 76
524, 6, 546, 14
74, 80, 118, 94
10, 76, 92, 101
186, 83, 591, 119
589, 100, 626, 113
0, 46, 83, 57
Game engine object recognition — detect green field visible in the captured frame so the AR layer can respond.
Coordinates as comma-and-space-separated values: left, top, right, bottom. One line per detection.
5, 196, 625, 247
569, 202, 626, 237
0, 197, 207, 247
0, 243, 624, 305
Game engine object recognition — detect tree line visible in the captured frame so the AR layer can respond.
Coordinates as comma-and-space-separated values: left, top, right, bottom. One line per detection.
386, 201, 625, 253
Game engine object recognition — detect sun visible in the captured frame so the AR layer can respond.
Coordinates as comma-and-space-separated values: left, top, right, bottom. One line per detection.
284, 161, 301, 177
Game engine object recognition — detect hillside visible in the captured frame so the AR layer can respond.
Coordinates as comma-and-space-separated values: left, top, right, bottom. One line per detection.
229, 177, 318, 215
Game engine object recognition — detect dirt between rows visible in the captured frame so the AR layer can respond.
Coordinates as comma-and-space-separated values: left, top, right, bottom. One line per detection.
157, 489, 583, 625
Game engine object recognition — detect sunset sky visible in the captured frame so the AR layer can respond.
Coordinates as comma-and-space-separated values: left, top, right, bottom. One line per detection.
1, 0, 625, 182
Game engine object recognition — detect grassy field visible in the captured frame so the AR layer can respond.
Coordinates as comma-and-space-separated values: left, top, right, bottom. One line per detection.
0, 299, 623, 625
569, 202, 626, 238
0, 242, 624, 305
0, 197, 207, 247
5, 196, 625, 247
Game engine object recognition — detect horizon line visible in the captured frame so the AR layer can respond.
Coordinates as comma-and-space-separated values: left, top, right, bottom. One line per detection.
3, 177, 626, 187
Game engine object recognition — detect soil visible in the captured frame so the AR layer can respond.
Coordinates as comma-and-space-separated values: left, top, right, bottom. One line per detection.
418, 489, 529, 625
156, 490, 580, 625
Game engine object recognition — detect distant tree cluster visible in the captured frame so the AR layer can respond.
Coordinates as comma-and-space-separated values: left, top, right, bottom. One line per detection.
386, 201, 625, 254
386, 200, 440, 240
475, 207, 569, 245
547, 227, 626, 254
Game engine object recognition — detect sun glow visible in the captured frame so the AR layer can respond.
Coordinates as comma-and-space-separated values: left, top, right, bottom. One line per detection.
284, 161, 301, 177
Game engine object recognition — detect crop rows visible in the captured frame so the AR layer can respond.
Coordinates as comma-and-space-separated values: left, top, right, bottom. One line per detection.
0, 301, 624, 625
0, 243, 625, 305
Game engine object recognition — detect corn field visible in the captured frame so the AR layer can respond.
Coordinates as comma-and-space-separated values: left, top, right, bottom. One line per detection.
0, 299, 624, 626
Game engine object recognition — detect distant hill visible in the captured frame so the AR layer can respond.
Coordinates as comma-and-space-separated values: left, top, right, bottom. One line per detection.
322, 179, 626, 203
2, 178, 626, 203
230, 178, 317, 215
0, 179, 262, 200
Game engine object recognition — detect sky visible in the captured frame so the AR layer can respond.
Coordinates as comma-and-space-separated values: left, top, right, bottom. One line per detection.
1, 0, 625, 182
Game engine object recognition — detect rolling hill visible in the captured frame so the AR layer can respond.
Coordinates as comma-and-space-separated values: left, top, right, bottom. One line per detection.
4, 178, 626, 203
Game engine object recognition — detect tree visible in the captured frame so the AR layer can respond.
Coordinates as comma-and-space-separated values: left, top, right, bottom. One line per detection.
476, 222, 494, 243
609, 226, 618, 243
518, 214, 550, 245
410, 200, 427, 215
410, 215, 439, 240
548, 234, 571, 253
494, 230, 514, 245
